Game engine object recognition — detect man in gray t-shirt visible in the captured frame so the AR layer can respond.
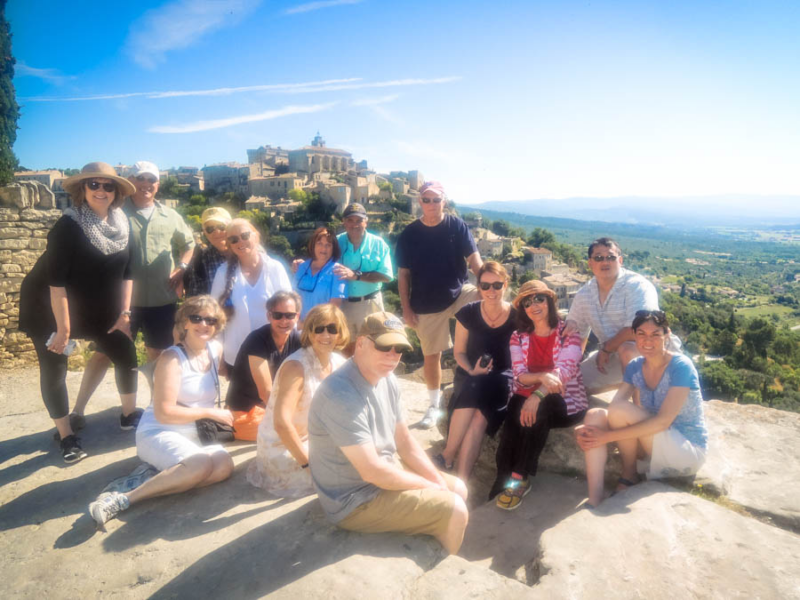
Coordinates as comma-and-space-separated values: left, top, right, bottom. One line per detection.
308, 312, 469, 554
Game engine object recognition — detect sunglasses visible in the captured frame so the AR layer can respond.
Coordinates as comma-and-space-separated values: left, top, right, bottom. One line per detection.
374, 342, 407, 353
85, 180, 116, 193
479, 281, 505, 291
634, 309, 667, 324
271, 311, 297, 321
421, 197, 443, 204
188, 314, 219, 326
313, 324, 338, 335
205, 224, 227, 235
227, 230, 252, 245
135, 175, 158, 184
590, 254, 619, 262
521, 294, 549, 308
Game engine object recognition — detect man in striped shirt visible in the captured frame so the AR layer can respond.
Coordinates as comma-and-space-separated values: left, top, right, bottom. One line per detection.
564, 237, 667, 394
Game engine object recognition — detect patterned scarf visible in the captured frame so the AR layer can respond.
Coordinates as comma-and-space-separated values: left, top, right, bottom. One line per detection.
64, 204, 129, 256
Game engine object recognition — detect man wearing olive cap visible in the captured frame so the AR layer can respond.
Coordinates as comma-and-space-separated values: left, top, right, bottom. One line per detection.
308, 311, 469, 554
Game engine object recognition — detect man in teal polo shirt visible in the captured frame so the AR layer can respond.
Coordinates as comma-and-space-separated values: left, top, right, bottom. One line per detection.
333, 203, 394, 350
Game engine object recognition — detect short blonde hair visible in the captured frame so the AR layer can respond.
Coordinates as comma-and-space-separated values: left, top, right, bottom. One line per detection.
300, 304, 349, 350
175, 295, 227, 342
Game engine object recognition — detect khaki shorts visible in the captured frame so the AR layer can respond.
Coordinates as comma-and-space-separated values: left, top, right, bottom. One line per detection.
415, 285, 480, 355
580, 341, 638, 395
337, 470, 462, 538
340, 292, 385, 340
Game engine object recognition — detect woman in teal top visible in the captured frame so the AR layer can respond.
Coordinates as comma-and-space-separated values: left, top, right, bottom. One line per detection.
576, 310, 708, 507
294, 227, 347, 322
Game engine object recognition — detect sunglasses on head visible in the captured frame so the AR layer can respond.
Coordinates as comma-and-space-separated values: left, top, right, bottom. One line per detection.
635, 309, 666, 323
374, 342, 406, 353
188, 314, 218, 326
271, 311, 297, 321
591, 254, 619, 262
227, 230, 252, 245
205, 224, 226, 235
85, 180, 116, 193
313, 324, 338, 335
421, 197, 443, 204
479, 281, 504, 291
521, 294, 549, 308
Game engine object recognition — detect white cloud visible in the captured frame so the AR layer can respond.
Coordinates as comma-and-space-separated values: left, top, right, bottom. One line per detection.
149, 102, 336, 133
14, 62, 75, 85
350, 95, 403, 124
125, 0, 263, 69
284, 0, 364, 16
350, 94, 399, 106
21, 76, 460, 102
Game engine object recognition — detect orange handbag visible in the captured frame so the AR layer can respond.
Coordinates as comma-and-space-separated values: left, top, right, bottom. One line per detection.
231, 405, 265, 441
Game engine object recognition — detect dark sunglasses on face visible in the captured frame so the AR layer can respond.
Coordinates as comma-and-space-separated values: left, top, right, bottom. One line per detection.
205, 224, 227, 235
591, 254, 619, 262
374, 342, 406, 353
271, 311, 297, 321
421, 197, 442, 204
479, 281, 505, 291
227, 230, 252, 245
136, 175, 158, 184
521, 294, 548, 308
313, 324, 338, 335
86, 180, 116, 193
188, 314, 218, 326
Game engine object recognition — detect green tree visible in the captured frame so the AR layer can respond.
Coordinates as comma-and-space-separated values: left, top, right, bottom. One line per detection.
267, 234, 293, 260
742, 318, 776, 359
528, 227, 556, 248
288, 188, 307, 203
0, 1, 19, 185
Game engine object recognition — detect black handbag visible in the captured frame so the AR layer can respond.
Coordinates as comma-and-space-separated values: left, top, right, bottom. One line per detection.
176, 344, 235, 445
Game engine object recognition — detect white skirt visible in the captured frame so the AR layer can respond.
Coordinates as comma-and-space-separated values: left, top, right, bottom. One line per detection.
637, 427, 707, 480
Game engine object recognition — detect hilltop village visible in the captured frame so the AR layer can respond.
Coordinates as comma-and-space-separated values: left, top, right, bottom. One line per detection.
12, 133, 589, 310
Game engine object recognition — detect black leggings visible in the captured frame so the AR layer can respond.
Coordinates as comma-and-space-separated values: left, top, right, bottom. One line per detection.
32, 330, 138, 420
491, 393, 586, 499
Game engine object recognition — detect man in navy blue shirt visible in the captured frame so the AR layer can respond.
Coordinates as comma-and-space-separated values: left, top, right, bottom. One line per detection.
396, 181, 483, 428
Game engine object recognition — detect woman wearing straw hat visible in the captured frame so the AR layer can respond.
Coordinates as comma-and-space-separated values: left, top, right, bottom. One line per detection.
20, 162, 140, 463
183, 206, 233, 298
491, 280, 588, 510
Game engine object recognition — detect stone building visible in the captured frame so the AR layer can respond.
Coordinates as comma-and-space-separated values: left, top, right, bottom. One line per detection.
202, 163, 249, 195
246, 145, 289, 167
408, 170, 424, 191
543, 273, 585, 310
522, 246, 553, 272
288, 133, 354, 175
14, 170, 62, 188
249, 174, 305, 201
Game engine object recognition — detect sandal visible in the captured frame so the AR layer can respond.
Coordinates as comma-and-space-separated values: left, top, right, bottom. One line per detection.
495, 477, 531, 511
611, 476, 640, 496
431, 453, 453, 472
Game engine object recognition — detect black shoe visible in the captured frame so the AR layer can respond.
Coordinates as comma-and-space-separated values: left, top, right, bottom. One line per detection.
53, 413, 87, 441
61, 435, 88, 464
120, 408, 144, 431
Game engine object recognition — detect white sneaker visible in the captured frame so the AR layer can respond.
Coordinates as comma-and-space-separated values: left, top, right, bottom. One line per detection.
419, 406, 443, 429
89, 491, 130, 531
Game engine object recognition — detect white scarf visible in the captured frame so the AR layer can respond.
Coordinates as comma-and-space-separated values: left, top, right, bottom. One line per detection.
64, 204, 129, 255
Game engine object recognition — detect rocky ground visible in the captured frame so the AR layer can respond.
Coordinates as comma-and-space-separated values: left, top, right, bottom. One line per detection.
1, 366, 799, 599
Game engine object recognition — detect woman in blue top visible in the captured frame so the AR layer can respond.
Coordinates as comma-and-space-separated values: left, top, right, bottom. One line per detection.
576, 310, 708, 507
294, 227, 347, 323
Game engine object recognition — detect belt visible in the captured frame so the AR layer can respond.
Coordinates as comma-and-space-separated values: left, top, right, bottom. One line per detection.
348, 290, 380, 303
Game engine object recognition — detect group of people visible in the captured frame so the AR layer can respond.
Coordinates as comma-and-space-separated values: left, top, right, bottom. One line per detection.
20, 163, 708, 554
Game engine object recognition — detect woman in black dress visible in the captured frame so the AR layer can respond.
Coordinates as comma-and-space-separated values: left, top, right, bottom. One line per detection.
433, 261, 516, 480
20, 162, 140, 463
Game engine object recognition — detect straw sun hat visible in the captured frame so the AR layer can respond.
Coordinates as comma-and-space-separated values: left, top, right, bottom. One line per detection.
62, 162, 136, 198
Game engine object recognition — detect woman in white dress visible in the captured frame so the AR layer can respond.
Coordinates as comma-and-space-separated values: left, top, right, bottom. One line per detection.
88, 296, 234, 529
210, 218, 293, 372
247, 304, 349, 497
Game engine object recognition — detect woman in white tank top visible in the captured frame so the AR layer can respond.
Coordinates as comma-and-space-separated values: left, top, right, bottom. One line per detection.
88, 296, 234, 529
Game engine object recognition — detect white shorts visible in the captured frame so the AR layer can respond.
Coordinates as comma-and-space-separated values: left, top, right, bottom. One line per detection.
136, 427, 227, 472
637, 427, 707, 480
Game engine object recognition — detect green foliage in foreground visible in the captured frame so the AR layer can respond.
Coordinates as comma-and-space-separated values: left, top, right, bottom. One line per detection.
0, 1, 19, 186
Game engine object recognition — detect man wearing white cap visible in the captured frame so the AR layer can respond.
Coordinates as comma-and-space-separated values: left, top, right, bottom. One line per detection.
74, 161, 195, 428
308, 312, 469, 554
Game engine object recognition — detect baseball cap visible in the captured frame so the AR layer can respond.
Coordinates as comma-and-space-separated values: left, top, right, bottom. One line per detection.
342, 202, 367, 218
359, 312, 412, 350
131, 161, 160, 180
201, 207, 232, 225
419, 180, 445, 199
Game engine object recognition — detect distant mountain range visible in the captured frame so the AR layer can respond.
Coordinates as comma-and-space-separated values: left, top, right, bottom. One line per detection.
461, 195, 800, 229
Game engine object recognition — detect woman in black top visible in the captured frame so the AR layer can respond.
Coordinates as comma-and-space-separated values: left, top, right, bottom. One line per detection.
433, 261, 516, 481
20, 162, 140, 463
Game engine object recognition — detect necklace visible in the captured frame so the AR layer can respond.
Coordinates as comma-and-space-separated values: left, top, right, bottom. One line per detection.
481, 301, 508, 327
184, 343, 210, 372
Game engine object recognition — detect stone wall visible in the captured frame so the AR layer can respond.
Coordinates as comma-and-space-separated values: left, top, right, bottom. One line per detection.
0, 183, 62, 366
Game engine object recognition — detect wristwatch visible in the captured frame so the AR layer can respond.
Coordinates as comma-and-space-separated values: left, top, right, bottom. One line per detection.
178, 262, 189, 271
599, 342, 611, 355
354, 270, 362, 281
121, 310, 132, 318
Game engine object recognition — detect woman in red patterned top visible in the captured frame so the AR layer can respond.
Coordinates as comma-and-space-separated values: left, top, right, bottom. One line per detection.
492, 280, 588, 510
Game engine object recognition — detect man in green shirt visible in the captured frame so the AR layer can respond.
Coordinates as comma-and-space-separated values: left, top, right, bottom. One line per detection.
72, 161, 195, 430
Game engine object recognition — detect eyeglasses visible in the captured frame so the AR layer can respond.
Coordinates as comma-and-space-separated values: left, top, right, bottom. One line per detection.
188, 314, 219, 326
421, 197, 442, 204
479, 281, 505, 291
270, 311, 297, 321
374, 342, 407, 353
227, 230, 252, 245
313, 324, 338, 335
86, 180, 116, 193
590, 254, 619, 262
205, 224, 226, 235
135, 175, 158, 184
521, 294, 548, 308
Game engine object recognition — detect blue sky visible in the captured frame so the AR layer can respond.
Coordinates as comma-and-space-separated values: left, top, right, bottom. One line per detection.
8, 0, 800, 205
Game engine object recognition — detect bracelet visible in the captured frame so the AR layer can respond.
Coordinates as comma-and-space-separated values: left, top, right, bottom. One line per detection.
534, 389, 546, 400
121, 310, 132, 318
301, 463, 309, 469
